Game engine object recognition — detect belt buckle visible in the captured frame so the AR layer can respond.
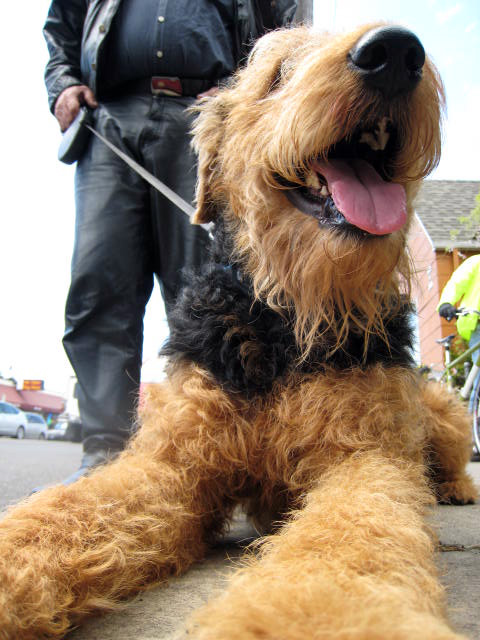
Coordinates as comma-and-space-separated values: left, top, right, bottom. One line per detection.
151, 76, 183, 96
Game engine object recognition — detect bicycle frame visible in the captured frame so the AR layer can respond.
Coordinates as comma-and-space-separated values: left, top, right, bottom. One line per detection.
440, 341, 480, 397
437, 308, 480, 456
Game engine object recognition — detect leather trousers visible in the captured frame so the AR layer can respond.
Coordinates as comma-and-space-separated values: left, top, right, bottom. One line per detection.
63, 94, 210, 451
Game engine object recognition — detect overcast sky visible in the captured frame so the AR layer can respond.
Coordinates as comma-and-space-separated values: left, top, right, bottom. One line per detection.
0, 0, 479, 394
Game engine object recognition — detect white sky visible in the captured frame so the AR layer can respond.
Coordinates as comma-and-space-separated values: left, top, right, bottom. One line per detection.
0, 0, 479, 394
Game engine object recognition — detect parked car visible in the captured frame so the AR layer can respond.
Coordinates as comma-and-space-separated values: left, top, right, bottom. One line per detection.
0, 401, 28, 438
25, 412, 49, 439
42, 422, 67, 441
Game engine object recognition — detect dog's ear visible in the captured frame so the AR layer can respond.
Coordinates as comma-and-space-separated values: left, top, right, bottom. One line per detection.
191, 96, 227, 225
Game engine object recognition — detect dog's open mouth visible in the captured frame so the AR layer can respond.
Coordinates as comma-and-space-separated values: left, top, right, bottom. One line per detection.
283, 118, 407, 236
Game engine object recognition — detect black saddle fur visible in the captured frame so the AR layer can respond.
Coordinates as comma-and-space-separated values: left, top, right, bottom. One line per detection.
162, 220, 414, 396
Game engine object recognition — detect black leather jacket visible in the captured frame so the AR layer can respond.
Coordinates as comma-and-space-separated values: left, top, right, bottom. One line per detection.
43, 0, 297, 112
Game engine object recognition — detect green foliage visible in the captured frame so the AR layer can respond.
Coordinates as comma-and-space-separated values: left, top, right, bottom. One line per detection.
459, 192, 480, 240
449, 335, 470, 388
452, 190, 480, 242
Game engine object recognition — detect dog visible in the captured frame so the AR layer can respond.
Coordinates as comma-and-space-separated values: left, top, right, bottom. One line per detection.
0, 24, 477, 640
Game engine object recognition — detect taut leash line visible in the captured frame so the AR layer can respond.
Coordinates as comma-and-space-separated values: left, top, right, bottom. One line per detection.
85, 125, 194, 218
59, 107, 213, 235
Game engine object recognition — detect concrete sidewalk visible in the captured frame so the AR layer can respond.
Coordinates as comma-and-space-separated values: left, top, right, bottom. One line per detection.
67, 463, 480, 640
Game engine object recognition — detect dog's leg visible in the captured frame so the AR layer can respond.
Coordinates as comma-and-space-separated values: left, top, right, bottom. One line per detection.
190, 452, 465, 640
0, 366, 239, 640
421, 381, 478, 504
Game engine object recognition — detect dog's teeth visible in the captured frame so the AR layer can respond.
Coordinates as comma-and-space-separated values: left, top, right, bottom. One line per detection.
360, 131, 390, 151
320, 185, 329, 197
305, 172, 321, 189
360, 117, 391, 151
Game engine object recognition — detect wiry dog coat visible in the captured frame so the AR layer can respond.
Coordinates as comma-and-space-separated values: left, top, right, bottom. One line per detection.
0, 24, 477, 640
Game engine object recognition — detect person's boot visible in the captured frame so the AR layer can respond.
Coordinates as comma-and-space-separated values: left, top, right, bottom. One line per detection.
31, 435, 125, 493
60, 447, 120, 485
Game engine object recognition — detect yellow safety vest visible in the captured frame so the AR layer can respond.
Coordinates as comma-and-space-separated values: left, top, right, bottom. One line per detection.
438, 254, 480, 341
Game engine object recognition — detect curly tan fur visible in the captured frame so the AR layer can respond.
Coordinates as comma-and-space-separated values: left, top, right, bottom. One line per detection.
0, 24, 477, 640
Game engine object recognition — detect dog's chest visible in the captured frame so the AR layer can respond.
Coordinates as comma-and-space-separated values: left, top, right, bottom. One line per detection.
162, 263, 415, 396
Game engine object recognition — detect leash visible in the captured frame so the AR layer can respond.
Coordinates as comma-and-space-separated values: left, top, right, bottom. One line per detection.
58, 107, 213, 235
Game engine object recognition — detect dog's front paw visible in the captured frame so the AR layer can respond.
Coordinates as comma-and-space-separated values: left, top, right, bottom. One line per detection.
436, 475, 478, 505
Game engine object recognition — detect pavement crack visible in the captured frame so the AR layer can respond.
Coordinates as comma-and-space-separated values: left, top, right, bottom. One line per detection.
440, 543, 480, 552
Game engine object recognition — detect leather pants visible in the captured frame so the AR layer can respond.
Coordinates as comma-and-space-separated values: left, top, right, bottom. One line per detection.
63, 94, 210, 452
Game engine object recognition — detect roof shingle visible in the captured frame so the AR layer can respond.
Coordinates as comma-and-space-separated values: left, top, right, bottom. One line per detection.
413, 180, 480, 250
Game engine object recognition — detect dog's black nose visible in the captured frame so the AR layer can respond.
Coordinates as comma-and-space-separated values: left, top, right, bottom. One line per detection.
349, 26, 425, 98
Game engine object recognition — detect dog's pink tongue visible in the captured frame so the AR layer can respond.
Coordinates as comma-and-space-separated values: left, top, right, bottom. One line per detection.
312, 159, 406, 235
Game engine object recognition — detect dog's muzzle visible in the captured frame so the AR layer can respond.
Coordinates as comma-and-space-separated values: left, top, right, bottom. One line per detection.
279, 26, 428, 237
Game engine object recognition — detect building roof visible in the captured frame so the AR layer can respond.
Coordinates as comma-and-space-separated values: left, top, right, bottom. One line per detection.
414, 180, 480, 250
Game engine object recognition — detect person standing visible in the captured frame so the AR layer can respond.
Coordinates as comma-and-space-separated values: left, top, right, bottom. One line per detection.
43, 0, 297, 484
438, 253, 480, 363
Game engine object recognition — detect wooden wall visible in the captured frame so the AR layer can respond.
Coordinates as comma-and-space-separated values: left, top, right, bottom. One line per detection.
409, 216, 475, 372
409, 215, 444, 370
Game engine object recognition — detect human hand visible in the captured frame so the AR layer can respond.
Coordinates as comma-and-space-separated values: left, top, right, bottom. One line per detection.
197, 86, 220, 99
54, 85, 98, 131
438, 303, 457, 322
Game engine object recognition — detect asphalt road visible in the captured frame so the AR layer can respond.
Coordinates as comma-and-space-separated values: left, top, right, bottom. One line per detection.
0, 437, 82, 510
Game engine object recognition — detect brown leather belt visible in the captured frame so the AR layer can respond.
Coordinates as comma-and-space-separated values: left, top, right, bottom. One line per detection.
119, 76, 214, 97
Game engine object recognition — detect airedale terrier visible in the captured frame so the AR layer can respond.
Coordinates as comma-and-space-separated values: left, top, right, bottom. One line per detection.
0, 24, 477, 640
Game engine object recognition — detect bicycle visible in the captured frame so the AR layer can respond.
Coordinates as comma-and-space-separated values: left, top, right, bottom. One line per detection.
436, 308, 480, 456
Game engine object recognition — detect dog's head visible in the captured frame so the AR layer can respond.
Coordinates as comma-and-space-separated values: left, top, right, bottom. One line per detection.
192, 24, 444, 356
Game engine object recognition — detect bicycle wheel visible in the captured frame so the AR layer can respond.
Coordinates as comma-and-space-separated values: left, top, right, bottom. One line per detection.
471, 378, 480, 457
